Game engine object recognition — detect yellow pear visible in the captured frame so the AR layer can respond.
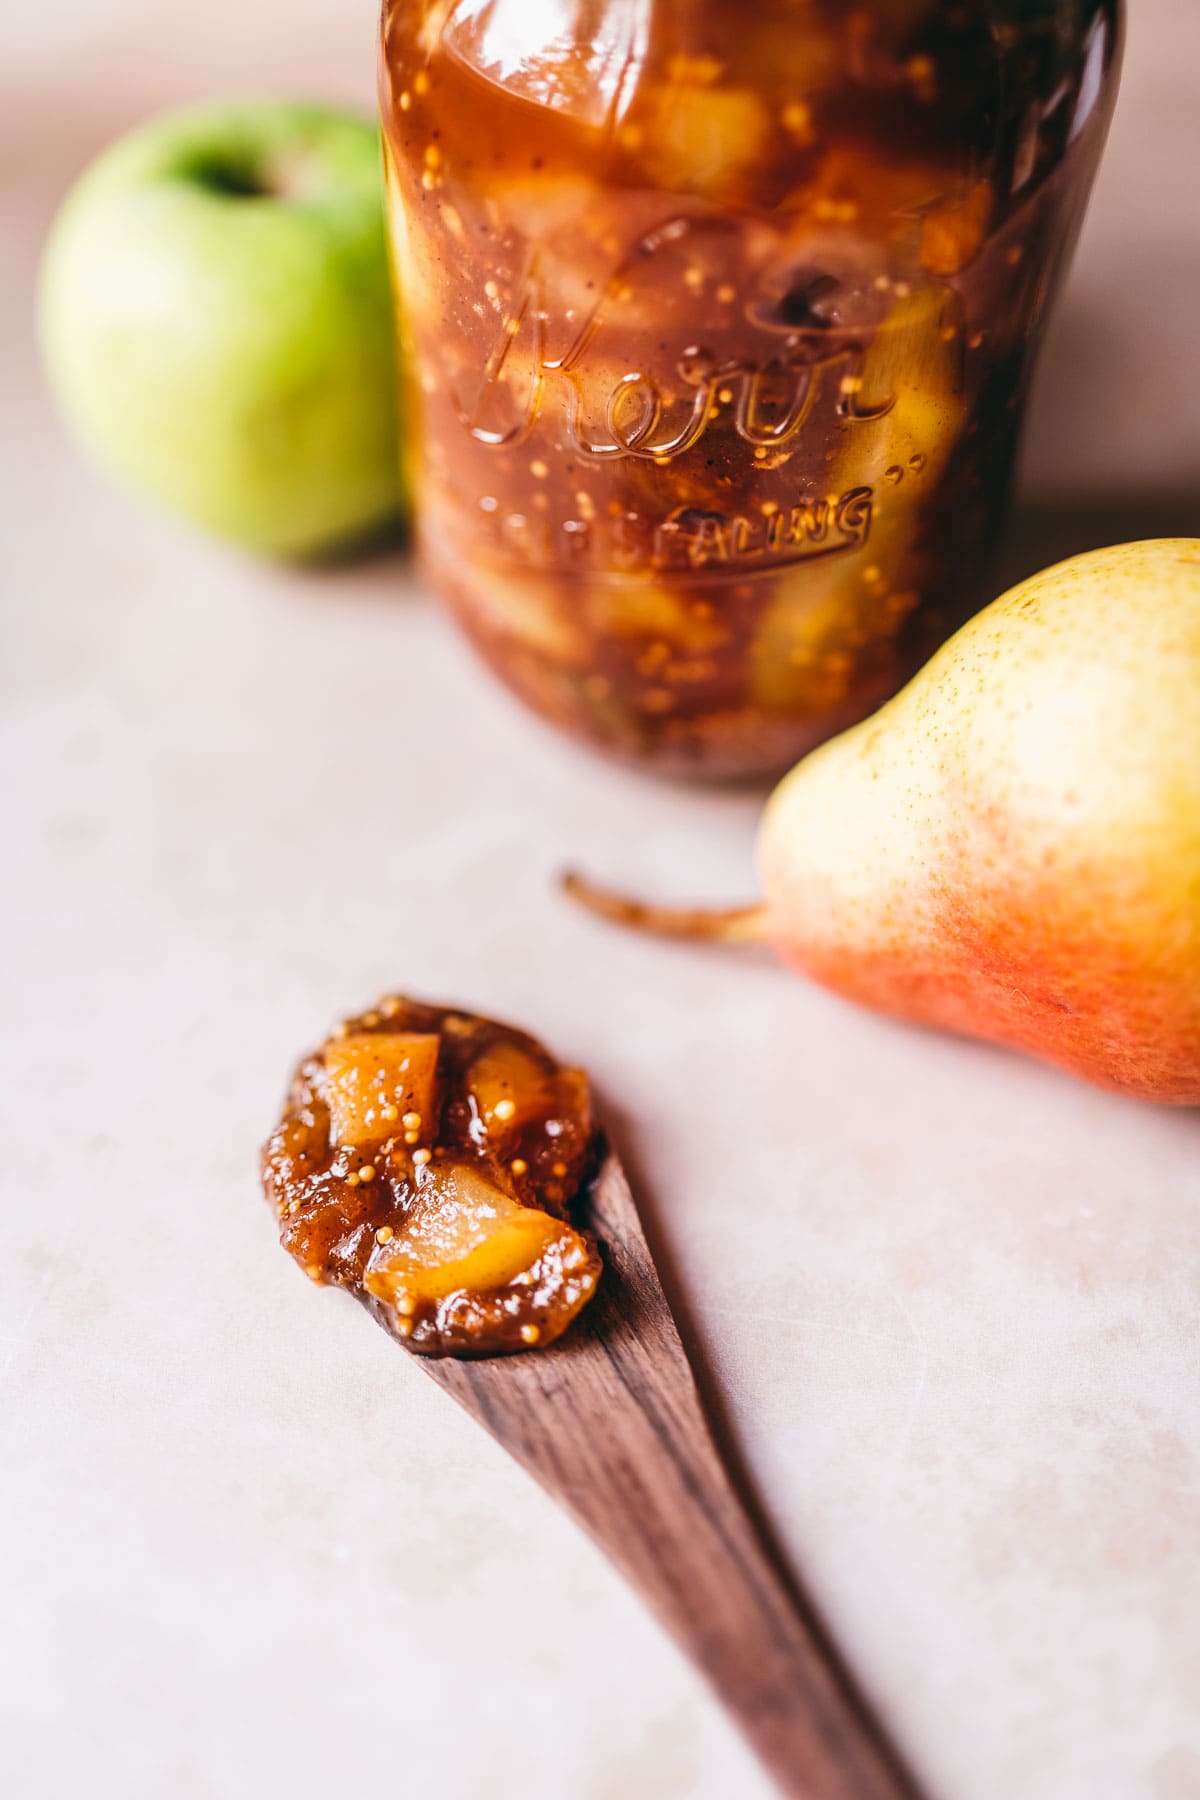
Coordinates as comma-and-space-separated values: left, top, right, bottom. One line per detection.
568, 540, 1200, 1104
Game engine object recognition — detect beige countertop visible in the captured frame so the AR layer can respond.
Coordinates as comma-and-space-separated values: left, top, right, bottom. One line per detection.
2, 5, 1198, 1799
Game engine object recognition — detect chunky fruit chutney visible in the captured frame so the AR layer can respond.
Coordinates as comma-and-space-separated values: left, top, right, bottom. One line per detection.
379, 0, 1120, 777
262, 997, 601, 1356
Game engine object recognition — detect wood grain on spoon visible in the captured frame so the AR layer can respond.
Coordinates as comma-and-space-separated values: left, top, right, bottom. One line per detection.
366, 1145, 920, 1800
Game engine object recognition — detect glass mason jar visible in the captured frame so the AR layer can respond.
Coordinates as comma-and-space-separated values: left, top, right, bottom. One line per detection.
379, 1, 1122, 778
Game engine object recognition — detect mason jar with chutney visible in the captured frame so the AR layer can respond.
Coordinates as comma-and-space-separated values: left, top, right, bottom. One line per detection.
379, 0, 1122, 778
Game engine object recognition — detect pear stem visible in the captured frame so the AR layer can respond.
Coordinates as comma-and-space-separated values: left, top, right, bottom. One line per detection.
561, 870, 768, 945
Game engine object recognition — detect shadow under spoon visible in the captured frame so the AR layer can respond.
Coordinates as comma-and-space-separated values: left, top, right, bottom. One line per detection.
366, 1141, 921, 1800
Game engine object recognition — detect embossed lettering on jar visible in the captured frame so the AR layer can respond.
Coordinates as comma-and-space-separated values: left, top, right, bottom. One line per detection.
380, 0, 1122, 777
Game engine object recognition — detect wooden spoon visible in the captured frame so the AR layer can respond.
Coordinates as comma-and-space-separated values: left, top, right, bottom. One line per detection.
364, 1141, 920, 1800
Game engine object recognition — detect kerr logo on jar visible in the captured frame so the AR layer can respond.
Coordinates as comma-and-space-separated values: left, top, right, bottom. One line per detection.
454, 214, 902, 462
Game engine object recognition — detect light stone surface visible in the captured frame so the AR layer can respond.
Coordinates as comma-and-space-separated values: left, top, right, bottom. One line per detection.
1, 5, 1198, 1799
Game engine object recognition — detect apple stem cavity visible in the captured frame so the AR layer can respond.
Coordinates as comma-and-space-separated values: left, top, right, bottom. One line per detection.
561, 870, 767, 945
186, 155, 273, 199
189, 152, 316, 204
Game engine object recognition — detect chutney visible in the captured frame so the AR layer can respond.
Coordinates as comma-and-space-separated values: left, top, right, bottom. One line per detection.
262, 997, 601, 1356
379, 0, 1121, 776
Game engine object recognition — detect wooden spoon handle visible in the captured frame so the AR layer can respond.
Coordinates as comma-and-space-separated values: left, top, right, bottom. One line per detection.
405, 1149, 918, 1799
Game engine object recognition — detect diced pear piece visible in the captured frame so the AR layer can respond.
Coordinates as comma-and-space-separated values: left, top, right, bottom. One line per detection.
836, 281, 965, 569
920, 180, 993, 277
493, 174, 599, 243
751, 285, 965, 716
552, 1067, 591, 1133
584, 581, 728, 654
325, 1032, 440, 1148
454, 559, 592, 668
639, 85, 771, 202
866, 0, 939, 47
751, 557, 879, 717
844, 282, 967, 475
468, 1040, 556, 1136
364, 1163, 578, 1307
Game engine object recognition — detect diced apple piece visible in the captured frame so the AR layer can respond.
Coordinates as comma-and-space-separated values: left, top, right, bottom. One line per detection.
468, 1040, 556, 1136
364, 1164, 574, 1307
324, 1032, 440, 1148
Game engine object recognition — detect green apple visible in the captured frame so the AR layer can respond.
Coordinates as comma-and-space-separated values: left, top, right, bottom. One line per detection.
39, 100, 405, 558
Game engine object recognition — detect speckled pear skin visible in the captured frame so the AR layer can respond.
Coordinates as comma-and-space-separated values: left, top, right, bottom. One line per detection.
757, 540, 1200, 1103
